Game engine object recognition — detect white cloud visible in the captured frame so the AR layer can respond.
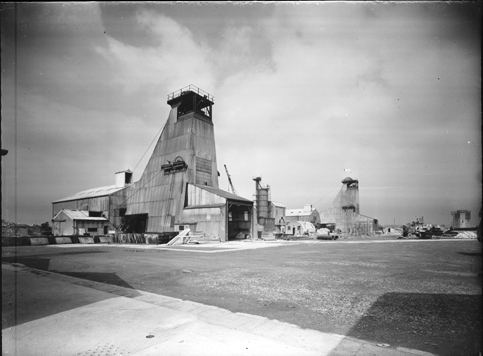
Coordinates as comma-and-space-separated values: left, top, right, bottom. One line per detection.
96, 10, 216, 93
214, 3, 481, 222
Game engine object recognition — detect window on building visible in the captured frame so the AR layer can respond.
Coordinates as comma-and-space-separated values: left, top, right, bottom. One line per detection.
87, 228, 97, 232
195, 157, 212, 186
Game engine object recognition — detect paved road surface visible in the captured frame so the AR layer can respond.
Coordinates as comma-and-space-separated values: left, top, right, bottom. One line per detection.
2, 238, 481, 355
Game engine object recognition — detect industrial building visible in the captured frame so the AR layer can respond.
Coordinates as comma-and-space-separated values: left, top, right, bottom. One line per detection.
252, 178, 287, 236
451, 210, 471, 228
286, 220, 316, 236
285, 205, 320, 225
52, 209, 110, 237
52, 85, 254, 242
319, 177, 378, 235
51, 171, 132, 235
272, 202, 286, 233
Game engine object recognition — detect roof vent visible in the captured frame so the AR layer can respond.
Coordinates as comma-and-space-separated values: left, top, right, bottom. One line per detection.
115, 170, 133, 188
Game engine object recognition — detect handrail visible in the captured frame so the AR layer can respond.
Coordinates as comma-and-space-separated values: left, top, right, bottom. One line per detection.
167, 84, 214, 102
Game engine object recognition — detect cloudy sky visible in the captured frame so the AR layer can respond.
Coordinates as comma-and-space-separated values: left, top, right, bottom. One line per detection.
1, 2, 481, 226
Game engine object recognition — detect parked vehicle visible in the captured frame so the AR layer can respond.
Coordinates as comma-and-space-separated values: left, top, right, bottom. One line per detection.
316, 227, 339, 240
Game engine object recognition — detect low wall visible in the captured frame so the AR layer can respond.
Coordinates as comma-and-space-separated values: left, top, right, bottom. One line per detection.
114, 232, 177, 244
55, 237, 73, 244
114, 233, 146, 244
98, 236, 114, 243
30, 237, 49, 246
2, 232, 181, 246
2, 236, 31, 246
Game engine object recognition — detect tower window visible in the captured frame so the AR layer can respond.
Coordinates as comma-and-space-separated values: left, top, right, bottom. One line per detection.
195, 157, 212, 186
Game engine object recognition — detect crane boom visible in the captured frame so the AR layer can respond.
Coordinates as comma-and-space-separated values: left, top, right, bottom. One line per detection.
224, 164, 237, 195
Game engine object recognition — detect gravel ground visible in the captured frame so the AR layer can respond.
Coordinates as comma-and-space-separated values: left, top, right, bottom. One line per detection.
2, 239, 481, 356
165, 242, 481, 356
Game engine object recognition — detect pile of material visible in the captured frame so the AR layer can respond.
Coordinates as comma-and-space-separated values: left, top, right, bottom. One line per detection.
454, 231, 477, 239
167, 229, 191, 245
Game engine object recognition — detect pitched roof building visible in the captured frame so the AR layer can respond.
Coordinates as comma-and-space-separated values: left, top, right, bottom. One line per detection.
52, 86, 253, 241
285, 204, 320, 225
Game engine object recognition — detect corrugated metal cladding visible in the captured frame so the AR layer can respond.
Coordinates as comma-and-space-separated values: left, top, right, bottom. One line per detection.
186, 184, 226, 206
52, 187, 127, 230
124, 90, 220, 233
196, 157, 213, 186
181, 183, 252, 241
181, 207, 226, 241
52, 87, 253, 240
319, 179, 377, 235
53, 197, 110, 215
52, 209, 110, 236
52, 185, 126, 203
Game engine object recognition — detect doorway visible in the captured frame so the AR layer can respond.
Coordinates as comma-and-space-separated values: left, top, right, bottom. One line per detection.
121, 214, 148, 233
227, 202, 252, 240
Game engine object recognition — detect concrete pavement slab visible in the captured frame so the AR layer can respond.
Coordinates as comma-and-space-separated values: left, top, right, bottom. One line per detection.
329, 337, 363, 355
132, 321, 322, 356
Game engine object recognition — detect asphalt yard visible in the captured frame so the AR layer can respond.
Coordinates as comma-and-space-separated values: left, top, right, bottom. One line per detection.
2, 238, 481, 356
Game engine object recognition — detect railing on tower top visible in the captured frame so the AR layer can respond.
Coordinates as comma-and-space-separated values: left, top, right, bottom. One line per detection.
167, 85, 214, 103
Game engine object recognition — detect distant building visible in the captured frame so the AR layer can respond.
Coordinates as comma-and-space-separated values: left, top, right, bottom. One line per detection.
286, 204, 320, 225
451, 210, 471, 228
286, 221, 316, 236
319, 177, 378, 235
272, 202, 286, 233
252, 178, 287, 235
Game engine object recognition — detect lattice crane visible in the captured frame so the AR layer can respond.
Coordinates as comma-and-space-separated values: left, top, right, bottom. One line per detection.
224, 164, 237, 195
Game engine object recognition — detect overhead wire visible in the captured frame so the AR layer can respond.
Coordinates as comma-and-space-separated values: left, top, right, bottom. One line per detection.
132, 119, 167, 175
313, 183, 342, 212
113, 118, 168, 214
321, 189, 340, 211
312, 183, 341, 206
118, 169, 164, 209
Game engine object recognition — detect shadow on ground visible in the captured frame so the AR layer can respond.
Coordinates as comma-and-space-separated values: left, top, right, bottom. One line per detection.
2, 250, 108, 270
57, 271, 137, 289
340, 292, 482, 356
2, 257, 140, 329
458, 251, 482, 257
2, 256, 52, 270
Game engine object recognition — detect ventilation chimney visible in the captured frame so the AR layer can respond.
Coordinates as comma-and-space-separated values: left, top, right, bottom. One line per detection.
115, 170, 133, 188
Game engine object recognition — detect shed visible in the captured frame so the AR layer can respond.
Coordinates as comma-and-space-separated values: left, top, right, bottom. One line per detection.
286, 221, 316, 236
180, 184, 253, 241
52, 209, 110, 236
